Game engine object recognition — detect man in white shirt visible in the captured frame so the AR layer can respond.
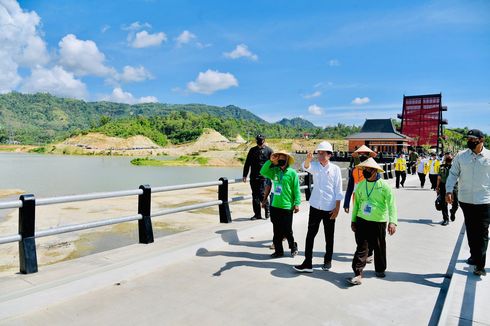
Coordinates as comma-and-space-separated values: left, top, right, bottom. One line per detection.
417, 155, 428, 188
294, 141, 343, 272
446, 129, 490, 276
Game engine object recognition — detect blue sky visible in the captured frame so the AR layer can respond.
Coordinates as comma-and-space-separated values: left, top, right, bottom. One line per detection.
2, 0, 489, 132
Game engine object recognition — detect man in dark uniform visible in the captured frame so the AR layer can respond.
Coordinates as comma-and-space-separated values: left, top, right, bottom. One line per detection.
436, 153, 458, 226
243, 134, 274, 220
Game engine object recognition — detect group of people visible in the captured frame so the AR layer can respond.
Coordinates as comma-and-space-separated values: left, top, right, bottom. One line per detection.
243, 135, 397, 285
242, 129, 489, 282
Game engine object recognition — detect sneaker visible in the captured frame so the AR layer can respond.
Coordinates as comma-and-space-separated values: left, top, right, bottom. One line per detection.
450, 213, 456, 222
441, 220, 449, 226
269, 243, 275, 250
347, 275, 362, 286
270, 252, 284, 258
250, 215, 261, 220
473, 266, 487, 276
293, 261, 313, 273
466, 257, 476, 265
322, 261, 332, 271
366, 255, 374, 264
375, 272, 386, 278
291, 242, 298, 257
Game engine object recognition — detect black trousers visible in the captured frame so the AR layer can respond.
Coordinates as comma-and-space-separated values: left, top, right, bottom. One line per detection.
395, 171, 406, 188
459, 202, 490, 269
352, 218, 387, 276
429, 174, 438, 190
418, 173, 426, 188
270, 206, 295, 254
304, 206, 335, 263
250, 177, 269, 218
439, 183, 459, 221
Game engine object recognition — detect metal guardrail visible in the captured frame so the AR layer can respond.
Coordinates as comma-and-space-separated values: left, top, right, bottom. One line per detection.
0, 164, 395, 274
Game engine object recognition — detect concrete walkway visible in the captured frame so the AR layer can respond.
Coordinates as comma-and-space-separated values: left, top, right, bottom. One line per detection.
0, 174, 488, 325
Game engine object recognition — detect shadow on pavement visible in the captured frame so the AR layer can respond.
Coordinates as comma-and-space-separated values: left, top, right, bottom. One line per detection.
398, 218, 439, 226
197, 229, 448, 290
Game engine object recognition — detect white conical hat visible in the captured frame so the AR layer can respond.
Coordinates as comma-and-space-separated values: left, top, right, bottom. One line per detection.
354, 145, 375, 154
356, 157, 384, 173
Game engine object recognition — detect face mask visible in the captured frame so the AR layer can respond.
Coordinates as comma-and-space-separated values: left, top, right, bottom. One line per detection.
277, 159, 287, 166
467, 140, 479, 150
359, 155, 368, 162
362, 170, 373, 179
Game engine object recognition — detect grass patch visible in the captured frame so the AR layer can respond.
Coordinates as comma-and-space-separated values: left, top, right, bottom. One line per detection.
131, 155, 209, 166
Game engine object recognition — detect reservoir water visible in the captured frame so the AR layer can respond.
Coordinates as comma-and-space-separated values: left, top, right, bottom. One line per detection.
0, 153, 242, 197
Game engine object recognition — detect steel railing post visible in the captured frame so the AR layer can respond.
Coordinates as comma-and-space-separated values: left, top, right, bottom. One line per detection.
383, 163, 389, 180
304, 172, 313, 201
19, 194, 38, 274
218, 177, 232, 223
138, 185, 154, 244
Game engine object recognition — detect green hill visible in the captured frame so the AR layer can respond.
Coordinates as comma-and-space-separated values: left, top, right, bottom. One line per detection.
0, 92, 267, 144
277, 117, 317, 129
0, 92, 367, 146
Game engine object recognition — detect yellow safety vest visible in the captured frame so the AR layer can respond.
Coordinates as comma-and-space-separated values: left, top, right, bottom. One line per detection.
428, 159, 441, 174
395, 158, 407, 171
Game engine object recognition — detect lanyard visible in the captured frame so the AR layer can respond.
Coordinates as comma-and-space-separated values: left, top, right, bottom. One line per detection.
365, 180, 377, 199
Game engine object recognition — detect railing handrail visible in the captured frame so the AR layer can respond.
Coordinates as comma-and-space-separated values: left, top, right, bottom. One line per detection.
0, 164, 395, 274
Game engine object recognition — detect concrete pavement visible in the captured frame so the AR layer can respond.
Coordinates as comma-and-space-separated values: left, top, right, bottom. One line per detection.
0, 173, 488, 325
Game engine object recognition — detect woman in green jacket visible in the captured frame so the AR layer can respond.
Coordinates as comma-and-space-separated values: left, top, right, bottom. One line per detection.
260, 151, 301, 258
348, 158, 398, 285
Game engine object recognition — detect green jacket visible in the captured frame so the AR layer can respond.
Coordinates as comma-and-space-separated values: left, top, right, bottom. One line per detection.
352, 178, 397, 225
260, 160, 301, 210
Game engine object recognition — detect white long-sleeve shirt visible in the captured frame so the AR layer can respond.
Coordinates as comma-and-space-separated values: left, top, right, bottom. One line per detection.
302, 160, 343, 211
446, 147, 490, 204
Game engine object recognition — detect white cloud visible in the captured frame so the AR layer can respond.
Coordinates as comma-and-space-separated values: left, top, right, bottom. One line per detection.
176, 30, 196, 47
122, 21, 151, 31
308, 104, 324, 116
187, 69, 238, 95
352, 97, 370, 105
130, 30, 166, 48
0, 0, 50, 92
101, 87, 158, 104
58, 34, 115, 77
224, 44, 258, 61
303, 91, 322, 99
117, 65, 153, 83
328, 59, 340, 66
21, 65, 87, 99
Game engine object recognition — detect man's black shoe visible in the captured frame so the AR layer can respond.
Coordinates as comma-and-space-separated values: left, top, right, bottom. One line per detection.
375, 272, 386, 278
265, 211, 270, 219
466, 257, 476, 265
441, 220, 449, 226
450, 213, 456, 221
270, 252, 284, 258
322, 261, 332, 271
293, 261, 313, 273
291, 242, 298, 257
250, 215, 262, 220
473, 266, 487, 276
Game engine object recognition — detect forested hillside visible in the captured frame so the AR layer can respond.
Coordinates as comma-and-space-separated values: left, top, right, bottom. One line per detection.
0, 92, 362, 145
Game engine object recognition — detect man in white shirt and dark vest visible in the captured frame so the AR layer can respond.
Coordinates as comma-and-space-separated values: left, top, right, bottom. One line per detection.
294, 141, 343, 272
446, 129, 490, 276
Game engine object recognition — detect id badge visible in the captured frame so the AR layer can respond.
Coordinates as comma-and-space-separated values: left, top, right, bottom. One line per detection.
274, 185, 283, 195
363, 203, 372, 215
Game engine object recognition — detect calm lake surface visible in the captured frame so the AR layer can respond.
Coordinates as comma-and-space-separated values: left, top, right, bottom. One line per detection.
0, 153, 242, 197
